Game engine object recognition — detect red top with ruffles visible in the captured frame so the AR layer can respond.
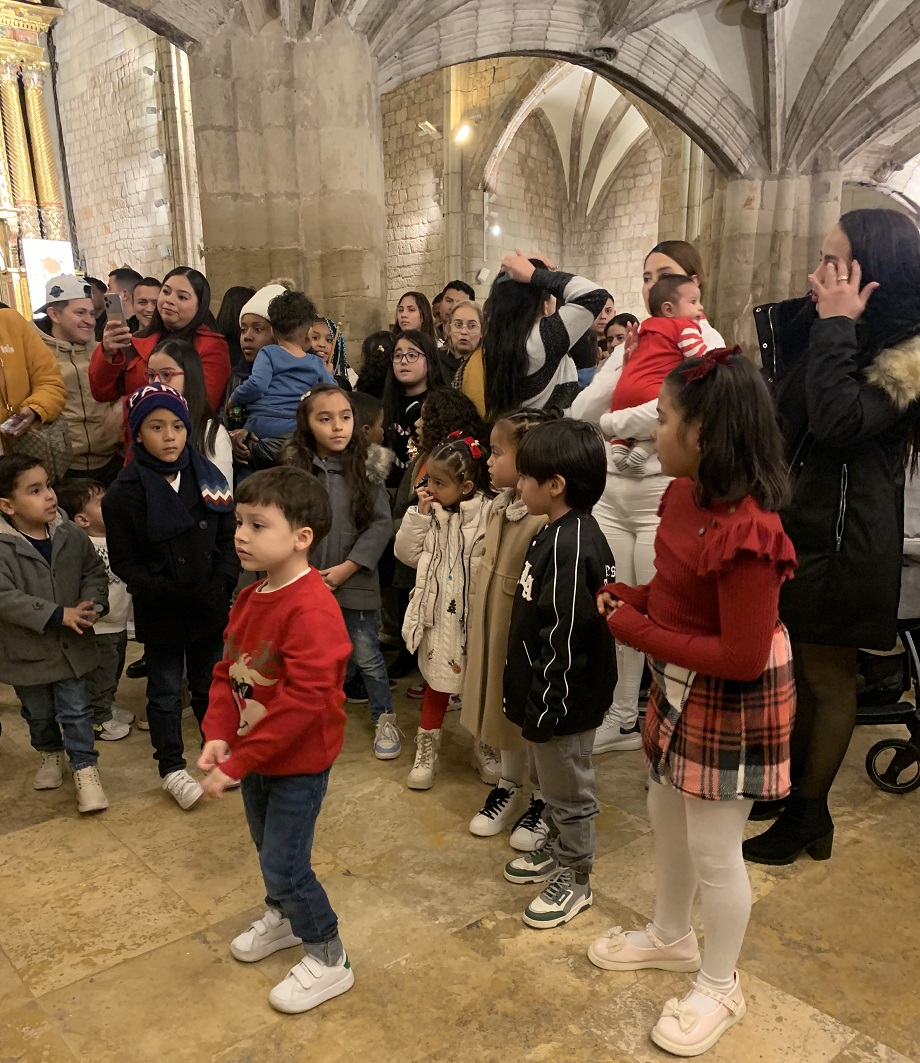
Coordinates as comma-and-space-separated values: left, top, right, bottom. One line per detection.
601, 477, 796, 682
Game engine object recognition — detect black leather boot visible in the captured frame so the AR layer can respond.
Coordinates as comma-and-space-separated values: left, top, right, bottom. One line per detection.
743, 795, 834, 865
126, 654, 147, 679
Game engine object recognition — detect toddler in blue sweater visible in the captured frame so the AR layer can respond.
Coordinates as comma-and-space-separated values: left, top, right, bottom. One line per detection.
230, 289, 334, 438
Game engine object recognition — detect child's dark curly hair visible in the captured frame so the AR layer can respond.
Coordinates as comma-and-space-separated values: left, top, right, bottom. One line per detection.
267, 290, 318, 340
285, 384, 375, 532
427, 433, 492, 497
419, 387, 486, 455
357, 331, 395, 398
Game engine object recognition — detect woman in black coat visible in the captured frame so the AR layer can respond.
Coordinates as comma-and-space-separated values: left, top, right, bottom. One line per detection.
747, 209, 920, 864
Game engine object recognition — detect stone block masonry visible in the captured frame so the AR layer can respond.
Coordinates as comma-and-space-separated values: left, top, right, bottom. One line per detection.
52, 0, 174, 279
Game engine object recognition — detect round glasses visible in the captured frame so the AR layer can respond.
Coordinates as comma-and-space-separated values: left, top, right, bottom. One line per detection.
144, 368, 185, 384
392, 350, 424, 364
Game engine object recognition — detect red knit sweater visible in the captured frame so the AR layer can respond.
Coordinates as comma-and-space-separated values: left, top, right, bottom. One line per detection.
602, 478, 796, 681
202, 567, 351, 780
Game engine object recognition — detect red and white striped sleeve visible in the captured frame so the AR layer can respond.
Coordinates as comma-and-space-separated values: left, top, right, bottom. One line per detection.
678, 323, 708, 360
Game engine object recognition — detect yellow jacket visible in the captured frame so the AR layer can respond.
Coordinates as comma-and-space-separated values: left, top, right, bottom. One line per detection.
0, 308, 66, 423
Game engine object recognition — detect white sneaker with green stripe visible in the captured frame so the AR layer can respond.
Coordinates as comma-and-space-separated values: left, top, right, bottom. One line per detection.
503, 847, 558, 884
523, 867, 593, 929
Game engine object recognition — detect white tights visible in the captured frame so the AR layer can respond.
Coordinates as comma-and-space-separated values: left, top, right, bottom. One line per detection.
647, 780, 753, 989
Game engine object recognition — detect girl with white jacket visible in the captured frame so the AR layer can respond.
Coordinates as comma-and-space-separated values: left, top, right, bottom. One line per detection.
572, 240, 725, 755
394, 434, 492, 789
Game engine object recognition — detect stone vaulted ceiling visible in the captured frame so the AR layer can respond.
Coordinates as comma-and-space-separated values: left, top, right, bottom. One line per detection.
92, 0, 920, 196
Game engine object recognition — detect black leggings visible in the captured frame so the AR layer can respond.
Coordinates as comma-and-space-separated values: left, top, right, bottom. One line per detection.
790, 642, 859, 801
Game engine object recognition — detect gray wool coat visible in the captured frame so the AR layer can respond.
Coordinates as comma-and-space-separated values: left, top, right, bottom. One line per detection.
0, 512, 108, 685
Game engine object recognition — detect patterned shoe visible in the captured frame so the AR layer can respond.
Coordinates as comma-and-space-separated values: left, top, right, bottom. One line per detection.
503, 847, 558, 885
587, 924, 701, 972
522, 867, 592, 929
651, 972, 746, 1057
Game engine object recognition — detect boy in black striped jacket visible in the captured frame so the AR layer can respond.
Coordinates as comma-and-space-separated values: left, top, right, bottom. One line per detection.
501, 420, 617, 929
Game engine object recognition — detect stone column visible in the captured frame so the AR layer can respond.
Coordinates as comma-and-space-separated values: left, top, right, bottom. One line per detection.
0, 59, 39, 239
706, 168, 842, 348
21, 64, 66, 240
189, 16, 387, 345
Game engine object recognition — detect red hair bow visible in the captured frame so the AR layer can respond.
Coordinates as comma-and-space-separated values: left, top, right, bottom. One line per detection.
681, 345, 742, 383
448, 430, 482, 459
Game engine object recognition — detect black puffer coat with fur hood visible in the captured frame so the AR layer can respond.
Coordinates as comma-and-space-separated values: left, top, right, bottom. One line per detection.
757, 297, 920, 649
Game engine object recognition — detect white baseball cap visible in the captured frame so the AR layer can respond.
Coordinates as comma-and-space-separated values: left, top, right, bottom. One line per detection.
38, 274, 92, 313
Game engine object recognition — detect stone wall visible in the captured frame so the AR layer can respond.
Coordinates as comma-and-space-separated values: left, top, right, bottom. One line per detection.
383, 70, 444, 313
566, 133, 661, 319
478, 112, 565, 293
52, 0, 174, 278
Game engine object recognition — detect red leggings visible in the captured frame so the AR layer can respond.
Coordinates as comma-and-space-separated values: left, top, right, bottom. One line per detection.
420, 687, 451, 730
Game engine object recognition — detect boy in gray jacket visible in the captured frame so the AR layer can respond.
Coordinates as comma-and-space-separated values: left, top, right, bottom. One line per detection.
0, 455, 110, 812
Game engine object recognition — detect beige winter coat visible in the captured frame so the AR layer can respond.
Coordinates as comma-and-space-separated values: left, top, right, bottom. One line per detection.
395, 493, 491, 693
40, 331, 123, 471
460, 490, 547, 749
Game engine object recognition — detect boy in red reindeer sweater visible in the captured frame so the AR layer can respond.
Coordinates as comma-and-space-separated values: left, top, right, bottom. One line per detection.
199, 466, 354, 1016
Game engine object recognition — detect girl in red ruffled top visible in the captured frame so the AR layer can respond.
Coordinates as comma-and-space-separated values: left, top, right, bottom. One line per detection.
587, 349, 797, 1058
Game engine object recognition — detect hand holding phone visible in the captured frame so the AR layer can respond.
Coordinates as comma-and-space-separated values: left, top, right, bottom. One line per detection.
1, 408, 34, 437
103, 292, 126, 325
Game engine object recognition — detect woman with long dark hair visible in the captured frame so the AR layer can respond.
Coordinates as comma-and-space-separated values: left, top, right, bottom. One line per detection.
746, 208, 920, 865
394, 291, 439, 348
215, 285, 256, 366
481, 252, 609, 418
90, 266, 231, 414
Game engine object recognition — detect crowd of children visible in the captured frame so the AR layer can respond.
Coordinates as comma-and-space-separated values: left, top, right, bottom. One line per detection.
0, 262, 805, 1056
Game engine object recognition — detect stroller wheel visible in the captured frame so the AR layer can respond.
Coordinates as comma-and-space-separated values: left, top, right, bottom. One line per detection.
865, 738, 920, 794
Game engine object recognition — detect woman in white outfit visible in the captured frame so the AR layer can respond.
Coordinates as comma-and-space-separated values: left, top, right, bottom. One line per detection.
572, 240, 725, 753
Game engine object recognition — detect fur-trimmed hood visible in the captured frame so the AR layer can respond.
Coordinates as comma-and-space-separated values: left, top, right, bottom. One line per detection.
865, 334, 920, 411
366, 444, 395, 486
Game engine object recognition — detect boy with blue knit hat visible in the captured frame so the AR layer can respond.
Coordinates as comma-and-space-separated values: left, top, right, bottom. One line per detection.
102, 383, 239, 809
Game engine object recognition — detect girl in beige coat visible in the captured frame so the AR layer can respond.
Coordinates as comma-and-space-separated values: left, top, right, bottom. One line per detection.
394, 434, 491, 790
461, 409, 559, 848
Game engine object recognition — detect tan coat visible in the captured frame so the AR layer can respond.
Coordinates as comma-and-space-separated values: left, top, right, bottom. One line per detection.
0, 308, 66, 425
460, 489, 547, 749
40, 331, 123, 471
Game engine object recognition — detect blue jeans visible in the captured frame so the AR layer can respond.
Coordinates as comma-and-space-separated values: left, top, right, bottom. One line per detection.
242, 770, 338, 946
341, 608, 393, 722
16, 677, 98, 771
145, 633, 224, 778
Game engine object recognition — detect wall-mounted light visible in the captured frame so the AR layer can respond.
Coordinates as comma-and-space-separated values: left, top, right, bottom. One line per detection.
490, 224, 502, 237
153, 197, 168, 208
142, 65, 157, 76
454, 122, 471, 144
417, 120, 442, 139
149, 149, 164, 159
158, 244, 172, 258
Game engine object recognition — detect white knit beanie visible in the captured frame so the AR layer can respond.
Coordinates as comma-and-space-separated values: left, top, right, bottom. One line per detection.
239, 280, 293, 325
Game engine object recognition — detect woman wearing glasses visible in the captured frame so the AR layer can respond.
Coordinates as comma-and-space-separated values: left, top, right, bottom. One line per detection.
446, 301, 486, 417
90, 266, 231, 414
381, 331, 449, 490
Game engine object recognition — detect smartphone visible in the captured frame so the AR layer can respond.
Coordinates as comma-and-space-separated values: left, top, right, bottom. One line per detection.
415, 474, 429, 490
0, 412, 28, 435
103, 292, 127, 325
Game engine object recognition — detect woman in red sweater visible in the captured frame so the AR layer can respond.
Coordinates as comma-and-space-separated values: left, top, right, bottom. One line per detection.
586, 350, 796, 1058
89, 266, 230, 414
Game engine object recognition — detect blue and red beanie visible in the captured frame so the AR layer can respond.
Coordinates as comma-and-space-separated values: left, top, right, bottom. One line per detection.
127, 383, 192, 441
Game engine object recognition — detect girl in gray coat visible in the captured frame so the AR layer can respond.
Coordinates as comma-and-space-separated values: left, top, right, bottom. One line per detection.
284, 385, 398, 760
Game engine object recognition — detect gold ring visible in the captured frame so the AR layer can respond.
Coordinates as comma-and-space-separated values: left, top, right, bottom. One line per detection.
837, 275, 849, 282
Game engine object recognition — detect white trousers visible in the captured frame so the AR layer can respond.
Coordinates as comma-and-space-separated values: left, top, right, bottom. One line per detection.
593, 471, 669, 728
648, 780, 753, 984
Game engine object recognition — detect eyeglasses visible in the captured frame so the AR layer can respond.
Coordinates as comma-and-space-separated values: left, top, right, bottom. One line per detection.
451, 320, 480, 332
392, 350, 424, 364
144, 368, 185, 384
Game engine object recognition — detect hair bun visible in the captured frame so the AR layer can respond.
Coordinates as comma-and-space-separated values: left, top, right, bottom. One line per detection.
268, 277, 296, 291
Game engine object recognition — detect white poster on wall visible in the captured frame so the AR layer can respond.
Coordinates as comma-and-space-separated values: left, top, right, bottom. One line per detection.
22, 239, 76, 312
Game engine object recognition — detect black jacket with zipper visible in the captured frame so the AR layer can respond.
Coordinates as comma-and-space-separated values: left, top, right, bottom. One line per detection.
756, 297, 920, 649
503, 510, 617, 742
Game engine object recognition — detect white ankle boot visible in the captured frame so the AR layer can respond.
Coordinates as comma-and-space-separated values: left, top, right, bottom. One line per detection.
407, 727, 441, 790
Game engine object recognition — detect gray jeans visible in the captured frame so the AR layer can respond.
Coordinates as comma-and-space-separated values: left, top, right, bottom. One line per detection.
85, 630, 128, 725
531, 729, 599, 875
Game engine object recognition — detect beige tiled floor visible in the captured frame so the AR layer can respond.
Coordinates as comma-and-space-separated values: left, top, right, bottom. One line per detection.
1, 653, 918, 1063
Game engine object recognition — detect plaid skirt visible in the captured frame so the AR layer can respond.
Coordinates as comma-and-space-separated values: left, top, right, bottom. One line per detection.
644, 623, 795, 801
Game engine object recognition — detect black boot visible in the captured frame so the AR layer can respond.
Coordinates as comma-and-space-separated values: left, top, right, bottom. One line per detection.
126, 654, 147, 679
742, 795, 834, 866
748, 796, 788, 821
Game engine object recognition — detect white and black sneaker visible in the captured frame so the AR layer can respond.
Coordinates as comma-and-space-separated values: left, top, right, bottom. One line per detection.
593, 713, 643, 754
523, 867, 593, 929
343, 675, 369, 704
469, 781, 522, 837
510, 792, 550, 851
